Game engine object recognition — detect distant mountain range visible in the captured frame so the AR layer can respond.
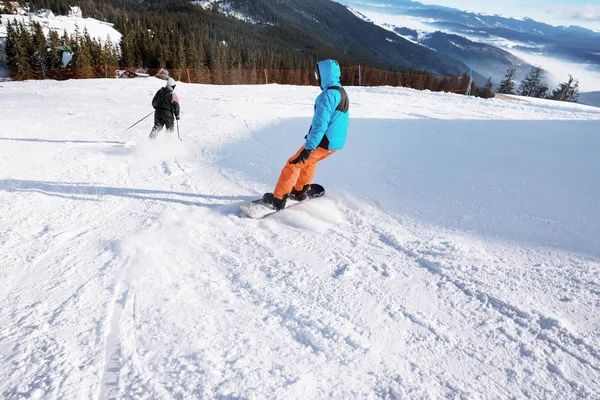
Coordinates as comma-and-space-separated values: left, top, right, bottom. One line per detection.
394, 29, 532, 86
339, 0, 600, 90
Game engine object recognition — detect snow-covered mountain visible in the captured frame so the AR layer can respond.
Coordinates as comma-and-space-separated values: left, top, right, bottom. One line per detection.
1, 78, 599, 398
339, 0, 600, 91
348, 8, 532, 86
0, 12, 122, 44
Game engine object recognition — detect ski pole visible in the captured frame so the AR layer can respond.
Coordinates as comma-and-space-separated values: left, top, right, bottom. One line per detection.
176, 119, 181, 141
123, 111, 153, 133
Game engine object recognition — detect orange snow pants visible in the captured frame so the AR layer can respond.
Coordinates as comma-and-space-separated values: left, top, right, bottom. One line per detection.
273, 146, 336, 200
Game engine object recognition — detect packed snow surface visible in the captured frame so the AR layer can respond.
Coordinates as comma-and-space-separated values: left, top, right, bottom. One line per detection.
1, 79, 599, 399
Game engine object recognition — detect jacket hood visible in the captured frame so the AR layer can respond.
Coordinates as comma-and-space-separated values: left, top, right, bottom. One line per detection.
316, 59, 342, 90
166, 77, 176, 89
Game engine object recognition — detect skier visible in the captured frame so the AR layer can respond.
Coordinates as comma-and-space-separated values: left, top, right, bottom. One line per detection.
262, 59, 349, 210
149, 77, 181, 139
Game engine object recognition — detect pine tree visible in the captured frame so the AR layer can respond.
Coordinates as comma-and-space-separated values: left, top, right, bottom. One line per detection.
29, 22, 48, 72
533, 81, 549, 98
498, 67, 516, 94
102, 35, 119, 67
551, 75, 579, 102
157, 43, 170, 69
89, 37, 101, 66
481, 77, 494, 98
5, 22, 33, 79
519, 66, 548, 98
185, 42, 199, 70
175, 35, 186, 72
47, 30, 63, 69
120, 30, 135, 67
81, 28, 94, 65
69, 26, 94, 78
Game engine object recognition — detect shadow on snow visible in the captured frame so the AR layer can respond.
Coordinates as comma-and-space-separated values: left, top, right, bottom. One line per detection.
221, 117, 600, 256
0, 179, 253, 208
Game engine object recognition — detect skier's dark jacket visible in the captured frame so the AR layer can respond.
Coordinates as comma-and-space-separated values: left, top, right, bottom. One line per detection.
152, 87, 180, 118
304, 59, 350, 151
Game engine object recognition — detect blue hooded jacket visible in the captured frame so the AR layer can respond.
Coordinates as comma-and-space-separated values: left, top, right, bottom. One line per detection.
304, 60, 350, 151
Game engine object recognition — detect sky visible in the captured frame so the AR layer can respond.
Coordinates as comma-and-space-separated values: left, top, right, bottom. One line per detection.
417, 0, 600, 30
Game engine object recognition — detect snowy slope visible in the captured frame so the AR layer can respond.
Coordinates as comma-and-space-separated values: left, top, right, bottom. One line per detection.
191, 0, 261, 24
1, 79, 599, 399
580, 91, 600, 108
0, 14, 121, 44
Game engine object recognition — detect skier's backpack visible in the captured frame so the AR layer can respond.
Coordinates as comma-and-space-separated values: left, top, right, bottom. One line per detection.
328, 86, 349, 113
152, 87, 171, 111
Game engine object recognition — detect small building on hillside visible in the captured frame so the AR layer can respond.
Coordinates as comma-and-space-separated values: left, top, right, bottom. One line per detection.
35, 8, 54, 19
68, 6, 82, 18
115, 69, 150, 79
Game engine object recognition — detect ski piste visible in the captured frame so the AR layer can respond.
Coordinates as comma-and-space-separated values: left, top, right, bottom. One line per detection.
239, 184, 325, 219
4, 79, 600, 399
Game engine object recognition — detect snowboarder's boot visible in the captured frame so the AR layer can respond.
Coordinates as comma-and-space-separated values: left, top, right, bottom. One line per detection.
290, 184, 310, 201
262, 193, 287, 211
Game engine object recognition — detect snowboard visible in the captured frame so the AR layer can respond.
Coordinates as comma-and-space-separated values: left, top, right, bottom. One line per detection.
239, 184, 325, 219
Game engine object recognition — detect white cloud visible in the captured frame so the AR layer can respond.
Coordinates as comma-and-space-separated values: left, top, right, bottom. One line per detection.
545, 5, 600, 23
414, 1, 600, 30
362, 10, 442, 32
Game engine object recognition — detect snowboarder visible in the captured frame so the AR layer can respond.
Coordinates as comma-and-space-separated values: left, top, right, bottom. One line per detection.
149, 77, 181, 139
262, 59, 350, 210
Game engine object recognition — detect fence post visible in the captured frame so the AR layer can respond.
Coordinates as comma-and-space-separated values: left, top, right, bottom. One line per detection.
187, 68, 191, 83
264, 69, 269, 84
41, 65, 46, 80
358, 65, 361, 86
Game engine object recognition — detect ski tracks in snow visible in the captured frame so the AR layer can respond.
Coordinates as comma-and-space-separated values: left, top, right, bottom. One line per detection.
102, 185, 600, 398
3, 81, 600, 399
364, 217, 600, 398
85, 134, 600, 398
253, 200, 600, 398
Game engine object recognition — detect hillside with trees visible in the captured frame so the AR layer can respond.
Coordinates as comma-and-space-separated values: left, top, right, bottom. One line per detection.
7, 0, 473, 76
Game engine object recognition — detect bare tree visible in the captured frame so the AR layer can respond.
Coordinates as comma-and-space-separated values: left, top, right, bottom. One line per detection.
551, 75, 580, 102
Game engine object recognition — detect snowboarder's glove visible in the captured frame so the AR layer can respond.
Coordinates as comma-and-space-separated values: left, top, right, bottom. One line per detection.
290, 148, 312, 164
